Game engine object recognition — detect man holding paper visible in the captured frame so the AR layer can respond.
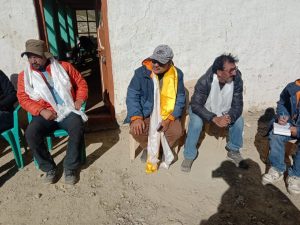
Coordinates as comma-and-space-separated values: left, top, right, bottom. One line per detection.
262, 81, 300, 194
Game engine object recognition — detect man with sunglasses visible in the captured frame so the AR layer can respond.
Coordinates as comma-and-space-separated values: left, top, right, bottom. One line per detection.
125, 45, 185, 173
181, 54, 248, 172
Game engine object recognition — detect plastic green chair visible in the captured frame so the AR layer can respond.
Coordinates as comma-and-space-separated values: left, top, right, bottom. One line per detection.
27, 103, 87, 169
1, 105, 27, 169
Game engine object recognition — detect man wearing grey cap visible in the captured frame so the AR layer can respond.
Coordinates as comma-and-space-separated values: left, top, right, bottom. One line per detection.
125, 45, 186, 173
17, 39, 88, 185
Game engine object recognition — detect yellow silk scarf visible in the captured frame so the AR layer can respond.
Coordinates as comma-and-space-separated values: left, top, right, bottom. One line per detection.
154, 65, 178, 120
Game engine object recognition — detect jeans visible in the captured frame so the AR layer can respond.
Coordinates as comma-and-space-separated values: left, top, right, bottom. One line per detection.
268, 130, 300, 177
25, 112, 85, 172
183, 107, 244, 160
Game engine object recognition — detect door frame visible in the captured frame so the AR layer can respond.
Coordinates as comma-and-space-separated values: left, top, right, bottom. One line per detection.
33, 0, 116, 120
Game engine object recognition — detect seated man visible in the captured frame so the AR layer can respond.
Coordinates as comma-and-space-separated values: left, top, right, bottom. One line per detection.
0, 70, 17, 133
17, 39, 88, 185
125, 45, 186, 173
181, 54, 248, 172
262, 80, 300, 194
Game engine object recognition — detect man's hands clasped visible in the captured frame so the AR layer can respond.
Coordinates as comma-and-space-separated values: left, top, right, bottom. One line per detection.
212, 114, 231, 128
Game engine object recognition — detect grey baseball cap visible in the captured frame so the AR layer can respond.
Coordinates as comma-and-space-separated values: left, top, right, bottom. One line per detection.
149, 44, 174, 64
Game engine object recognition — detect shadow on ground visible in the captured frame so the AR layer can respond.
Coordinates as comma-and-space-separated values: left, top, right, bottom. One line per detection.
200, 159, 300, 225
254, 107, 275, 164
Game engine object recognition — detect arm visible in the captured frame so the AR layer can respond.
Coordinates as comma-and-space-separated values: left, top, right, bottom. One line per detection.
0, 70, 17, 111
126, 70, 144, 121
63, 62, 88, 102
190, 75, 216, 121
227, 72, 243, 123
17, 72, 45, 116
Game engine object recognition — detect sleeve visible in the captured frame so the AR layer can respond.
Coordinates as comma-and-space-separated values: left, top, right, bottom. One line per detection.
126, 71, 143, 121
190, 76, 216, 121
228, 73, 243, 123
0, 70, 17, 111
63, 62, 88, 101
17, 71, 45, 115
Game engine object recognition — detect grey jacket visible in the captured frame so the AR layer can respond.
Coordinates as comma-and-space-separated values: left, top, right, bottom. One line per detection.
190, 67, 243, 123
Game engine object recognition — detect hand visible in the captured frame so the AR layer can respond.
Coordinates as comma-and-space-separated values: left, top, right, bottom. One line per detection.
212, 115, 231, 128
74, 99, 84, 110
161, 119, 171, 132
130, 119, 145, 135
40, 109, 57, 120
278, 115, 289, 125
290, 126, 297, 137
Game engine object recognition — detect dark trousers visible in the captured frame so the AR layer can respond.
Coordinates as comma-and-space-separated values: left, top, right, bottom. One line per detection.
0, 111, 13, 133
25, 112, 84, 172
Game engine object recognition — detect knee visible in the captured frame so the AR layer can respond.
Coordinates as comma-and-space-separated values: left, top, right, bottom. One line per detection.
25, 122, 40, 141
188, 113, 203, 131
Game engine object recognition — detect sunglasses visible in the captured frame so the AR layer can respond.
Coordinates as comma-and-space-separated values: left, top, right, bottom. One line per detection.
223, 66, 238, 73
151, 59, 167, 67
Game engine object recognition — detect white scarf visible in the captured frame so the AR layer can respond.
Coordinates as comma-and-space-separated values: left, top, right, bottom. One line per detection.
204, 74, 233, 116
147, 74, 174, 169
24, 58, 88, 122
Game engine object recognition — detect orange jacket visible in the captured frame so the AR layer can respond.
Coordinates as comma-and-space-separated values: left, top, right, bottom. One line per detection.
17, 61, 88, 116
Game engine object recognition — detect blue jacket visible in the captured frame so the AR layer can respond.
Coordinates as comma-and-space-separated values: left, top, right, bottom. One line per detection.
276, 80, 300, 138
125, 64, 186, 123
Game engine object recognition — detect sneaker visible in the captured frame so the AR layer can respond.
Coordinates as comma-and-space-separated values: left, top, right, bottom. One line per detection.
287, 176, 300, 194
262, 167, 283, 185
64, 169, 79, 185
227, 150, 249, 169
181, 159, 193, 172
140, 148, 147, 163
44, 168, 58, 184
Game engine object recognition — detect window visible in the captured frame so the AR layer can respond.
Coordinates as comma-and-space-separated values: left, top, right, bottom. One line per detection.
76, 10, 97, 38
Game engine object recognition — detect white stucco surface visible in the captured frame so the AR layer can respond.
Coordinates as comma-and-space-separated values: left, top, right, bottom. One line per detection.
0, 0, 39, 77
107, 0, 300, 119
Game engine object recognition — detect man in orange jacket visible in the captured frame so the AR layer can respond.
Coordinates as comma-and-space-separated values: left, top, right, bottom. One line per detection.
17, 39, 88, 185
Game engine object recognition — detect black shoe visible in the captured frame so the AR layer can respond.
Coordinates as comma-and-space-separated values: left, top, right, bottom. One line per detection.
44, 168, 58, 184
64, 169, 79, 185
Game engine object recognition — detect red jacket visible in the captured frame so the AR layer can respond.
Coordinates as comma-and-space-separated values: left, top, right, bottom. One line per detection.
17, 61, 88, 116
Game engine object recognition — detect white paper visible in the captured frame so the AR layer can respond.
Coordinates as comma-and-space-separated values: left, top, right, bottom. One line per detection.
273, 122, 291, 136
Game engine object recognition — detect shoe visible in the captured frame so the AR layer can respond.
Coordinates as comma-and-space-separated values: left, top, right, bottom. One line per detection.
262, 167, 283, 185
181, 159, 193, 172
287, 176, 300, 194
140, 148, 147, 163
44, 168, 58, 184
227, 150, 249, 169
64, 169, 79, 185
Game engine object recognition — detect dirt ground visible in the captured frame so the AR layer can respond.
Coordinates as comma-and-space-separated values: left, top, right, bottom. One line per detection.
0, 110, 300, 225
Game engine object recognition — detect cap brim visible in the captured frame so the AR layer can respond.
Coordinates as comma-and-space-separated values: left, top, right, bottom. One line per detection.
21, 51, 53, 59
149, 55, 169, 64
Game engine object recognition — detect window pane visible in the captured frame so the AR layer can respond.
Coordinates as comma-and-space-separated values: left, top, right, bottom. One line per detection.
77, 22, 88, 33
89, 22, 96, 32
87, 10, 96, 21
76, 10, 87, 21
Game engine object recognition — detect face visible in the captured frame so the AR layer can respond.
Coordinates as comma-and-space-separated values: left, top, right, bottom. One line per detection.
151, 59, 171, 75
27, 53, 47, 70
217, 61, 237, 84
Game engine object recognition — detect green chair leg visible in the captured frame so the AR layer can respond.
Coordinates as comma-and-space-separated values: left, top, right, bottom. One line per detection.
1, 131, 23, 169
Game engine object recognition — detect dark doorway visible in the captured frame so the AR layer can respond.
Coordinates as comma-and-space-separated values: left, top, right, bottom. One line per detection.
34, 0, 117, 131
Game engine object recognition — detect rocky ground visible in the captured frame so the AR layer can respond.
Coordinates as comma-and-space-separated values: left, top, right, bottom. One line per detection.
0, 110, 300, 225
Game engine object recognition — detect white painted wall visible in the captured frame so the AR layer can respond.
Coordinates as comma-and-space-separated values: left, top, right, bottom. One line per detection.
107, 0, 300, 120
0, 0, 39, 77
